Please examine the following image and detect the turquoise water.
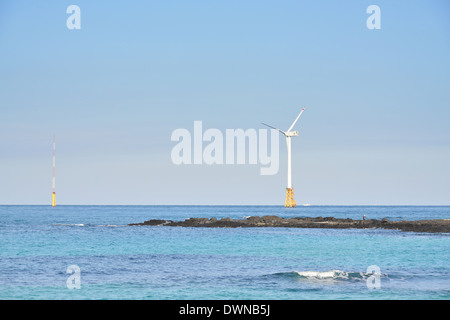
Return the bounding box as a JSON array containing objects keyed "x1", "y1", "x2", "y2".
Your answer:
[{"x1": 0, "y1": 205, "x2": 449, "y2": 299}]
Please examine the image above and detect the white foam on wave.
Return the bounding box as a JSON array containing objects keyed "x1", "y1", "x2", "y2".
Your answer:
[
  {"x1": 295, "y1": 270, "x2": 341, "y2": 279},
  {"x1": 292, "y1": 270, "x2": 371, "y2": 280},
  {"x1": 52, "y1": 223, "x2": 125, "y2": 227}
]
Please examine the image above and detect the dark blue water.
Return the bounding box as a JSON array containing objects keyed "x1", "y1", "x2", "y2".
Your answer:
[{"x1": 1, "y1": 206, "x2": 449, "y2": 299}]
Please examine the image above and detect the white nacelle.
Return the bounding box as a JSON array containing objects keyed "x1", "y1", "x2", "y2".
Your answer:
[{"x1": 286, "y1": 131, "x2": 299, "y2": 137}]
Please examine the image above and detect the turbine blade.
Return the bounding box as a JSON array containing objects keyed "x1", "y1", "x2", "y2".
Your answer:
[
  {"x1": 287, "y1": 107, "x2": 306, "y2": 132},
  {"x1": 261, "y1": 123, "x2": 286, "y2": 135}
]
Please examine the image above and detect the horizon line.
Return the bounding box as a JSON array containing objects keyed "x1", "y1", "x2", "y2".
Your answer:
[{"x1": 1, "y1": 204, "x2": 449, "y2": 207}]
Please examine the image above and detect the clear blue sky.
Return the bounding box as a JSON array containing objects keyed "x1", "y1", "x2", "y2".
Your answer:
[{"x1": 0, "y1": 0, "x2": 449, "y2": 205}]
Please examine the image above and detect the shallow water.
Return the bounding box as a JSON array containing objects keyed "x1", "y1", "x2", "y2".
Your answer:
[{"x1": 0, "y1": 205, "x2": 449, "y2": 299}]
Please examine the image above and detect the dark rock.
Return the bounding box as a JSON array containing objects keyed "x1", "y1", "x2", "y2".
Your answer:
[
  {"x1": 129, "y1": 216, "x2": 450, "y2": 233},
  {"x1": 128, "y1": 219, "x2": 171, "y2": 226}
]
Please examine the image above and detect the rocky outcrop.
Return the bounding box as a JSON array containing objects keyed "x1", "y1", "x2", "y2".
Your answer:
[{"x1": 128, "y1": 216, "x2": 450, "y2": 233}]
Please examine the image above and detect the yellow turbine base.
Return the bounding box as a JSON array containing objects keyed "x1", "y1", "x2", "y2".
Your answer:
[
  {"x1": 52, "y1": 192, "x2": 56, "y2": 207},
  {"x1": 285, "y1": 188, "x2": 296, "y2": 208}
]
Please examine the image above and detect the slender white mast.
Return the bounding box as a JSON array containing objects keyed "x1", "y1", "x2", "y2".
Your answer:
[
  {"x1": 285, "y1": 107, "x2": 304, "y2": 190},
  {"x1": 286, "y1": 136, "x2": 292, "y2": 189},
  {"x1": 52, "y1": 135, "x2": 56, "y2": 207},
  {"x1": 53, "y1": 135, "x2": 55, "y2": 192}
]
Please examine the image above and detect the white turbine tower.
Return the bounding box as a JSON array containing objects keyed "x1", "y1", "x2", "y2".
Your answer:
[{"x1": 262, "y1": 107, "x2": 306, "y2": 207}]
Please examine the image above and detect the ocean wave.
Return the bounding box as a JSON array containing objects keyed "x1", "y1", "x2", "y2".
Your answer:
[
  {"x1": 273, "y1": 270, "x2": 386, "y2": 281},
  {"x1": 52, "y1": 223, "x2": 124, "y2": 227}
]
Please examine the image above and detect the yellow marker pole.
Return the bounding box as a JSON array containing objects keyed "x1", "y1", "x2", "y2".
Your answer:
[
  {"x1": 52, "y1": 192, "x2": 56, "y2": 207},
  {"x1": 285, "y1": 188, "x2": 297, "y2": 208}
]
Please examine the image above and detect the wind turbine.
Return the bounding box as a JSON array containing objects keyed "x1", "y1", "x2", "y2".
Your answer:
[{"x1": 262, "y1": 107, "x2": 306, "y2": 207}]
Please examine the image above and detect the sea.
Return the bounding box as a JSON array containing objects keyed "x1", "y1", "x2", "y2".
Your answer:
[{"x1": 0, "y1": 205, "x2": 449, "y2": 300}]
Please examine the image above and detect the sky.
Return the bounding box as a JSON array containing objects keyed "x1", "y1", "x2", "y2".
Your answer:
[{"x1": 0, "y1": 0, "x2": 449, "y2": 205}]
